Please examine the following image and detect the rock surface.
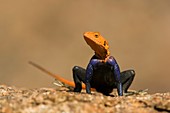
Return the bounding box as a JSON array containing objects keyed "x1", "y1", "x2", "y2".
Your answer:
[{"x1": 0, "y1": 85, "x2": 169, "y2": 113}]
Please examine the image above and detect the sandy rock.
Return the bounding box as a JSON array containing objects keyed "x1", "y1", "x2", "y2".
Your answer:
[{"x1": 0, "y1": 85, "x2": 169, "y2": 113}]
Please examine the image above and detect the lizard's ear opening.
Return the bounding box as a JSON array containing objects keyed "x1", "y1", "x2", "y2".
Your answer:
[
  {"x1": 103, "y1": 40, "x2": 109, "y2": 47},
  {"x1": 104, "y1": 41, "x2": 106, "y2": 46}
]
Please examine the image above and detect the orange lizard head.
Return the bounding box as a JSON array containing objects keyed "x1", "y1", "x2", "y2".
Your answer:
[{"x1": 84, "y1": 32, "x2": 110, "y2": 59}]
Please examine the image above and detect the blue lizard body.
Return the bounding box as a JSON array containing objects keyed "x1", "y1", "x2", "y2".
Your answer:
[
  {"x1": 85, "y1": 55, "x2": 123, "y2": 96},
  {"x1": 72, "y1": 32, "x2": 135, "y2": 96},
  {"x1": 73, "y1": 55, "x2": 135, "y2": 96}
]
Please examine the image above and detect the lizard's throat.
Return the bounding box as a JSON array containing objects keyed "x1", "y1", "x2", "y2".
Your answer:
[{"x1": 95, "y1": 51, "x2": 110, "y2": 60}]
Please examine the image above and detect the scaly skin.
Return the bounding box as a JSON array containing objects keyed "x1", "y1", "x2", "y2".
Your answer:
[{"x1": 30, "y1": 32, "x2": 135, "y2": 96}]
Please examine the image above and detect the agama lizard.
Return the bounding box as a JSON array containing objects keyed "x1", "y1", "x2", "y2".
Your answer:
[{"x1": 29, "y1": 32, "x2": 135, "y2": 96}]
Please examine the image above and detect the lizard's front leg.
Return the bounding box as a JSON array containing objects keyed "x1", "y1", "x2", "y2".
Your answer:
[
  {"x1": 106, "y1": 56, "x2": 123, "y2": 96},
  {"x1": 85, "y1": 59, "x2": 101, "y2": 94}
]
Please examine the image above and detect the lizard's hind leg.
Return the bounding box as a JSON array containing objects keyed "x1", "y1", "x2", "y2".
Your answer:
[
  {"x1": 120, "y1": 70, "x2": 135, "y2": 93},
  {"x1": 72, "y1": 66, "x2": 86, "y2": 92}
]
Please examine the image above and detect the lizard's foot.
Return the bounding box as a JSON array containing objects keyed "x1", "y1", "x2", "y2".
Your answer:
[
  {"x1": 73, "y1": 88, "x2": 81, "y2": 92},
  {"x1": 124, "y1": 89, "x2": 148, "y2": 96},
  {"x1": 73, "y1": 85, "x2": 82, "y2": 92}
]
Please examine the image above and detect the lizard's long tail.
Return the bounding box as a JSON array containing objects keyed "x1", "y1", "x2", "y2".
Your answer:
[{"x1": 28, "y1": 61, "x2": 86, "y2": 89}]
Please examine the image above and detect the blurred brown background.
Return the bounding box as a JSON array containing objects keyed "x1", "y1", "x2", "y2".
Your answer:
[{"x1": 0, "y1": 0, "x2": 170, "y2": 93}]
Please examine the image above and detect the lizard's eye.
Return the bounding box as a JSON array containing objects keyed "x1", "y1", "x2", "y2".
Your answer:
[{"x1": 94, "y1": 34, "x2": 98, "y2": 38}]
